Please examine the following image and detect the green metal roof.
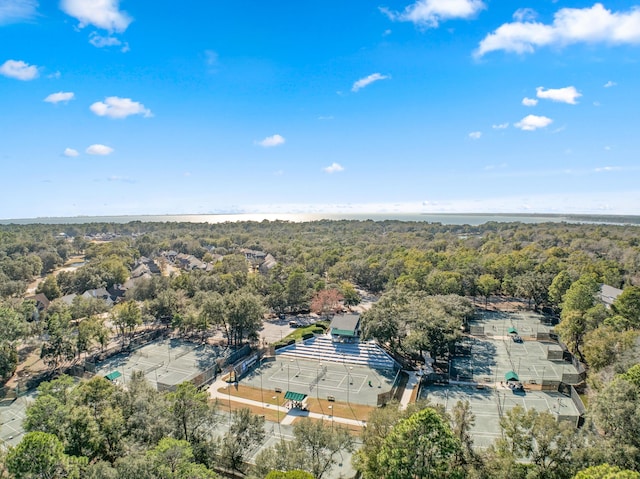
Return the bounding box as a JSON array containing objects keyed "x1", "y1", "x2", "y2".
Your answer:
[
  {"x1": 505, "y1": 371, "x2": 519, "y2": 382},
  {"x1": 331, "y1": 328, "x2": 358, "y2": 337},
  {"x1": 284, "y1": 391, "x2": 307, "y2": 402},
  {"x1": 508, "y1": 327, "x2": 518, "y2": 334},
  {"x1": 104, "y1": 371, "x2": 122, "y2": 381}
]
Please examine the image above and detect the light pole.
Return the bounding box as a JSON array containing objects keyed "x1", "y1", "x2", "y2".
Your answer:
[
  {"x1": 259, "y1": 358, "x2": 264, "y2": 408},
  {"x1": 227, "y1": 385, "x2": 232, "y2": 428},
  {"x1": 287, "y1": 359, "x2": 294, "y2": 392},
  {"x1": 328, "y1": 405, "x2": 333, "y2": 430},
  {"x1": 273, "y1": 394, "x2": 282, "y2": 438}
]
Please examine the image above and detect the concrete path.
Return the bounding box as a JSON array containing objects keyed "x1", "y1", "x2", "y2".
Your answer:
[
  {"x1": 399, "y1": 371, "x2": 420, "y2": 410},
  {"x1": 207, "y1": 377, "x2": 366, "y2": 427}
]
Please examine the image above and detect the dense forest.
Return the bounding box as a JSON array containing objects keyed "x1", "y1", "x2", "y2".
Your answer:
[{"x1": 1, "y1": 219, "x2": 640, "y2": 478}]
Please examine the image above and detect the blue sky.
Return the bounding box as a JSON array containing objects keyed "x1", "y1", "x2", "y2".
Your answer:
[{"x1": 1, "y1": 0, "x2": 640, "y2": 219}]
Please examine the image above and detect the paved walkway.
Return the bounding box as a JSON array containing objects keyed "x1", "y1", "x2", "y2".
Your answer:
[
  {"x1": 399, "y1": 371, "x2": 420, "y2": 410},
  {"x1": 207, "y1": 377, "x2": 366, "y2": 427}
]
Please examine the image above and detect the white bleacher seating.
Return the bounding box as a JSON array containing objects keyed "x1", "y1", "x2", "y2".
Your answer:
[{"x1": 276, "y1": 335, "x2": 397, "y2": 370}]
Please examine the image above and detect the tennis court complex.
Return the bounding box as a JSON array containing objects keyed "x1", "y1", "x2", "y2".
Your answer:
[
  {"x1": 92, "y1": 338, "x2": 222, "y2": 391},
  {"x1": 241, "y1": 357, "x2": 397, "y2": 406},
  {"x1": 422, "y1": 383, "x2": 582, "y2": 450}
]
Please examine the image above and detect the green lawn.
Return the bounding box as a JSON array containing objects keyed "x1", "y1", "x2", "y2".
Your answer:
[{"x1": 274, "y1": 320, "x2": 329, "y2": 346}]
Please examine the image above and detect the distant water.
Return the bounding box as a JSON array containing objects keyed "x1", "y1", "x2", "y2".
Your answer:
[{"x1": 1, "y1": 213, "x2": 639, "y2": 226}]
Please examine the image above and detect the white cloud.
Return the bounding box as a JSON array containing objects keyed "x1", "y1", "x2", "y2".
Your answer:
[
  {"x1": 323, "y1": 162, "x2": 344, "y2": 174},
  {"x1": 89, "y1": 32, "x2": 122, "y2": 48},
  {"x1": 351, "y1": 73, "x2": 390, "y2": 92},
  {"x1": 0, "y1": 59, "x2": 39, "y2": 80},
  {"x1": 536, "y1": 86, "x2": 581, "y2": 104},
  {"x1": 0, "y1": 0, "x2": 38, "y2": 25},
  {"x1": 44, "y1": 91, "x2": 74, "y2": 103},
  {"x1": 515, "y1": 114, "x2": 553, "y2": 131},
  {"x1": 513, "y1": 8, "x2": 537, "y2": 23},
  {"x1": 47, "y1": 71, "x2": 61, "y2": 79},
  {"x1": 318, "y1": 115, "x2": 334, "y2": 121},
  {"x1": 86, "y1": 144, "x2": 114, "y2": 155},
  {"x1": 476, "y1": 3, "x2": 640, "y2": 57},
  {"x1": 522, "y1": 97, "x2": 538, "y2": 106},
  {"x1": 60, "y1": 0, "x2": 132, "y2": 32},
  {"x1": 382, "y1": 0, "x2": 485, "y2": 28},
  {"x1": 604, "y1": 80, "x2": 617, "y2": 88},
  {"x1": 90, "y1": 96, "x2": 152, "y2": 119},
  {"x1": 258, "y1": 134, "x2": 285, "y2": 148},
  {"x1": 492, "y1": 122, "x2": 509, "y2": 129},
  {"x1": 594, "y1": 166, "x2": 621, "y2": 172},
  {"x1": 63, "y1": 148, "x2": 79, "y2": 157},
  {"x1": 468, "y1": 131, "x2": 482, "y2": 140}
]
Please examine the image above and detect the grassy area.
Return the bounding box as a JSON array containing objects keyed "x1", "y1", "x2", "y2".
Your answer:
[
  {"x1": 274, "y1": 321, "x2": 329, "y2": 347},
  {"x1": 216, "y1": 383, "x2": 374, "y2": 425}
]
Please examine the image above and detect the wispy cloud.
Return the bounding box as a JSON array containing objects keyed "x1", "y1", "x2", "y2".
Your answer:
[
  {"x1": 86, "y1": 144, "x2": 114, "y2": 155},
  {"x1": 107, "y1": 175, "x2": 134, "y2": 183},
  {"x1": 352, "y1": 73, "x2": 390, "y2": 92},
  {"x1": 381, "y1": 0, "x2": 485, "y2": 28},
  {"x1": 512, "y1": 8, "x2": 537, "y2": 23},
  {"x1": 318, "y1": 115, "x2": 334, "y2": 121},
  {"x1": 484, "y1": 162, "x2": 508, "y2": 170},
  {"x1": 594, "y1": 166, "x2": 622, "y2": 172},
  {"x1": 204, "y1": 50, "x2": 219, "y2": 69},
  {"x1": 63, "y1": 147, "x2": 79, "y2": 157},
  {"x1": 536, "y1": 86, "x2": 581, "y2": 104},
  {"x1": 60, "y1": 0, "x2": 132, "y2": 32},
  {"x1": 0, "y1": 59, "x2": 39, "y2": 80},
  {"x1": 468, "y1": 131, "x2": 482, "y2": 140},
  {"x1": 90, "y1": 96, "x2": 152, "y2": 119},
  {"x1": 604, "y1": 80, "x2": 617, "y2": 88},
  {"x1": 44, "y1": 91, "x2": 74, "y2": 104},
  {"x1": 323, "y1": 162, "x2": 344, "y2": 174},
  {"x1": 522, "y1": 97, "x2": 538, "y2": 106},
  {"x1": 89, "y1": 32, "x2": 127, "y2": 50},
  {"x1": 257, "y1": 134, "x2": 285, "y2": 148},
  {"x1": 515, "y1": 114, "x2": 553, "y2": 131},
  {"x1": 0, "y1": 0, "x2": 38, "y2": 25},
  {"x1": 476, "y1": 3, "x2": 640, "y2": 57},
  {"x1": 492, "y1": 123, "x2": 509, "y2": 129}
]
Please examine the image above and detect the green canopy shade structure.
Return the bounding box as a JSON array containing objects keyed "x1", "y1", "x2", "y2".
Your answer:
[
  {"x1": 104, "y1": 371, "x2": 122, "y2": 381},
  {"x1": 284, "y1": 391, "x2": 307, "y2": 402},
  {"x1": 505, "y1": 371, "x2": 519, "y2": 382},
  {"x1": 508, "y1": 327, "x2": 518, "y2": 334}
]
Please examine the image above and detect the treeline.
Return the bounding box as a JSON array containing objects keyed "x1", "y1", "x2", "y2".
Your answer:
[
  {"x1": 3, "y1": 369, "x2": 640, "y2": 478},
  {"x1": 2, "y1": 219, "x2": 640, "y2": 299},
  {"x1": 0, "y1": 373, "x2": 354, "y2": 479}
]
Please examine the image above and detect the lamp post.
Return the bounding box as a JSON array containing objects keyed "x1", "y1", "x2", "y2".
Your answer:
[
  {"x1": 259, "y1": 357, "x2": 264, "y2": 408},
  {"x1": 287, "y1": 359, "x2": 294, "y2": 392},
  {"x1": 227, "y1": 385, "x2": 232, "y2": 428},
  {"x1": 272, "y1": 394, "x2": 282, "y2": 438}
]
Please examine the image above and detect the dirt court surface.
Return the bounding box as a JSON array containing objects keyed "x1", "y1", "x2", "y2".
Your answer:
[{"x1": 217, "y1": 383, "x2": 375, "y2": 423}]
